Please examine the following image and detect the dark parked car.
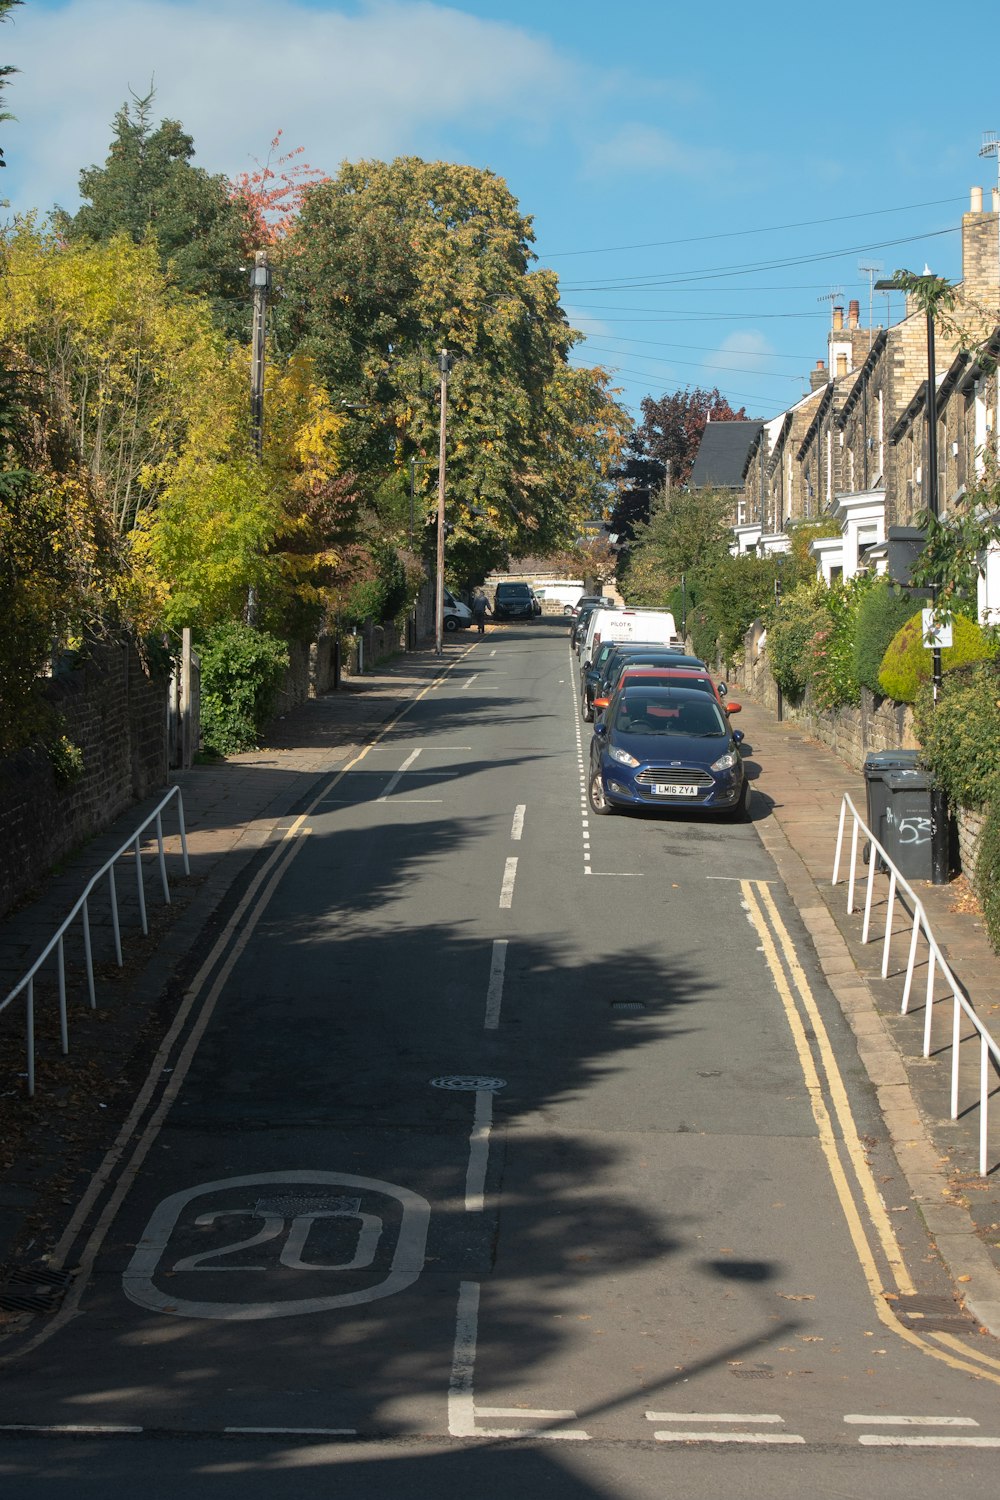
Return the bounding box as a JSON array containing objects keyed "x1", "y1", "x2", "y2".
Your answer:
[
  {"x1": 582, "y1": 644, "x2": 708, "y2": 721},
  {"x1": 588, "y1": 682, "x2": 749, "y2": 819},
  {"x1": 493, "y1": 581, "x2": 537, "y2": 621}
]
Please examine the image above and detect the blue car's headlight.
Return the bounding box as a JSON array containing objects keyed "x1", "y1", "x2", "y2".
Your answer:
[
  {"x1": 711, "y1": 750, "x2": 740, "y2": 773},
  {"x1": 609, "y1": 744, "x2": 640, "y2": 768}
]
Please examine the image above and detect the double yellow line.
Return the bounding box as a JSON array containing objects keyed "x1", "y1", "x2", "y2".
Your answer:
[{"x1": 742, "y1": 878, "x2": 1000, "y2": 1386}]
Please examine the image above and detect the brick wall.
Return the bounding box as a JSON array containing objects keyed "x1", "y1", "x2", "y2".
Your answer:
[{"x1": 0, "y1": 643, "x2": 169, "y2": 919}]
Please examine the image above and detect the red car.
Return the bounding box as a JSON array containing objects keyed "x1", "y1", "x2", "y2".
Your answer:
[{"x1": 594, "y1": 666, "x2": 742, "y2": 718}]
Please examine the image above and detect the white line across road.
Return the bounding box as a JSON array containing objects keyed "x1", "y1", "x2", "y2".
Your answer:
[
  {"x1": 499, "y1": 857, "x2": 518, "y2": 909},
  {"x1": 858, "y1": 1435, "x2": 1000, "y2": 1448},
  {"x1": 844, "y1": 1415, "x2": 979, "y2": 1426},
  {"x1": 483, "y1": 940, "x2": 507, "y2": 1031},
  {"x1": 647, "y1": 1411, "x2": 804, "y2": 1444},
  {"x1": 377, "y1": 748, "x2": 422, "y2": 801},
  {"x1": 646, "y1": 1412, "x2": 786, "y2": 1423}
]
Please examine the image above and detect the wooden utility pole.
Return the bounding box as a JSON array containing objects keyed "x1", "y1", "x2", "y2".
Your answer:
[
  {"x1": 247, "y1": 250, "x2": 270, "y2": 625},
  {"x1": 435, "y1": 349, "x2": 452, "y2": 655}
]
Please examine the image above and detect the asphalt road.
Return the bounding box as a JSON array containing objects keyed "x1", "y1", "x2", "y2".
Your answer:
[{"x1": 2, "y1": 620, "x2": 999, "y2": 1496}]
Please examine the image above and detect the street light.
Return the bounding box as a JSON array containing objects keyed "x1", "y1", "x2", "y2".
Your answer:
[{"x1": 876, "y1": 276, "x2": 949, "y2": 884}]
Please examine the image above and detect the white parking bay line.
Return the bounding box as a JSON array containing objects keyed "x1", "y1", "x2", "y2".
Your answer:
[
  {"x1": 377, "y1": 747, "x2": 421, "y2": 801},
  {"x1": 499, "y1": 857, "x2": 518, "y2": 908},
  {"x1": 484, "y1": 940, "x2": 508, "y2": 1031},
  {"x1": 465, "y1": 1090, "x2": 493, "y2": 1211},
  {"x1": 462, "y1": 674, "x2": 479, "y2": 692},
  {"x1": 511, "y1": 805, "x2": 526, "y2": 841}
]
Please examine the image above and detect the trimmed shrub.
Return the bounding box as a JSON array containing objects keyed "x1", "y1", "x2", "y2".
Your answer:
[
  {"x1": 853, "y1": 581, "x2": 918, "y2": 695},
  {"x1": 974, "y1": 791, "x2": 1000, "y2": 955},
  {"x1": 913, "y1": 661, "x2": 1000, "y2": 809},
  {"x1": 199, "y1": 622, "x2": 290, "y2": 756},
  {"x1": 878, "y1": 610, "x2": 997, "y2": 703}
]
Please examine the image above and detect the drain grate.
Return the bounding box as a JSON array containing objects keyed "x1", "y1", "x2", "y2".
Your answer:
[
  {"x1": 611, "y1": 1001, "x2": 646, "y2": 1012},
  {"x1": 893, "y1": 1293, "x2": 975, "y2": 1332},
  {"x1": 730, "y1": 1367, "x2": 775, "y2": 1379},
  {"x1": 255, "y1": 1195, "x2": 361, "y2": 1218},
  {"x1": 0, "y1": 1263, "x2": 77, "y2": 1314}
]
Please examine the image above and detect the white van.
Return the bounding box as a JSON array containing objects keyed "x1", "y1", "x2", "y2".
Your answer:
[
  {"x1": 532, "y1": 580, "x2": 584, "y2": 614},
  {"x1": 581, "y1": 606, "x2": 680, "y2": 667}
]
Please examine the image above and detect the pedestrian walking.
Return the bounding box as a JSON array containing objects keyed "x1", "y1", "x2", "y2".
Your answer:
[{"x1": 471, "y1": 590, "x2": 491, "y2": 634}]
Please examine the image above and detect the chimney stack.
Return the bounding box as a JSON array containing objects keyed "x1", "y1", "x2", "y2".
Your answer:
[
  {"x1": 832, "y1": 304, "x2": 844, "y2": 331},
  {"x1": 848, "y1": 299, "x2": 859, "y2": 329},
  {"x1": 971, "y1": 185, "x2": 984, "y2": 213},
  {"x1": 810, "y1": 358, "x2": 828, "y2": 392}
]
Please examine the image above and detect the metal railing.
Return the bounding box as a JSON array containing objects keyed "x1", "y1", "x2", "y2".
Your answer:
[
  {"x1": 0, "y1": 786, "x2": 190, "y2": 1097},
  {"x1": 832, "y1": 793, "x2": 1000, "y2": 1176}
]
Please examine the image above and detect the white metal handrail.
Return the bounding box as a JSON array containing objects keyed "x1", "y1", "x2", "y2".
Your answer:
[
  {"x1": 0, "y1": 786, "x2": 190, "y2": 1097},
  {"x1": 832, "y1": 793, "x2": 1000, "y2": 1176}
]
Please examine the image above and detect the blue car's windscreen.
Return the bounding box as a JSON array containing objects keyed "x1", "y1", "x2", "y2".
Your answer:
[{"x1": 614, "y1": 691, "x2": 726, "y2": 738}]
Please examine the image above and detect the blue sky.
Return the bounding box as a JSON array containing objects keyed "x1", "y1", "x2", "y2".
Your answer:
[{"x1": 3, "y1": 0, "x2": 997, "y2": 424}]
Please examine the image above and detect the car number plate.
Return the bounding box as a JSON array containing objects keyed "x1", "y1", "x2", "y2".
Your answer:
[{"x1": 651, "y1": 782, "x2": 698, "y2": 797}]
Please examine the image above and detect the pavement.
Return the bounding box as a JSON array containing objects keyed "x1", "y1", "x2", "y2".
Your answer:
[{"x1": 1, "y1": 627, "x2": 999, "y2": 1336}]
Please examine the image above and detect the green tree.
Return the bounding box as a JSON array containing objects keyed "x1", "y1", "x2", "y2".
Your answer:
[
  {"x1": 0, "y1": 354, "x2": 124, "y2": 751},
  {"x1": 57, "y1": 90, "x2": 256, "y2": 337},
  {"x1": 620, "y1": 488, "x2": 733, "y2": 605},
  {"x1": 281, "y1": 156, "x2": 628, "y2": 578}
]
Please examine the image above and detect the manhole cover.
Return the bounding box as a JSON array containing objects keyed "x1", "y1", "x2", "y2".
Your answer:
[
  {"x1": 255, "y1": 1195, "x2": 361, "y2": 1217},
  {"x1": 611, "y1": 1001, "x2": 646, "y2": 1011},
  {"x1": 430, "y1": 1075, "x2": 506, "y2": 1092}
]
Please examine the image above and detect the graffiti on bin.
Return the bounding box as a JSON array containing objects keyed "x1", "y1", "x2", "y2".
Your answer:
[{"x1": 886, "y1": 809, "x2": 931, "y2": 845}]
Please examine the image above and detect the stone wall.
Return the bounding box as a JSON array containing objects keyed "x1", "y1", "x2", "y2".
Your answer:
[
  {"x1": 730, "y1": 626, "x2": 982, "y2": 879},
  {"x1": 0, "y1": 643, "x2": 169, "y2": 919}
]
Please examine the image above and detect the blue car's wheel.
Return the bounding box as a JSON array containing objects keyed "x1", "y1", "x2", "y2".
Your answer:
[{"x1": 588, "y1": 766, "x2": 614, "y2": 815}]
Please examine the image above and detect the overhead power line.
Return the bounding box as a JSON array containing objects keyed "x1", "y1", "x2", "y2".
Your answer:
[
  {"x1": 543, "y1": 195, "x2": 965, "y2": 258},
  {"x1": 557, "y1": 227, "x2": 958, "y2": 293}
]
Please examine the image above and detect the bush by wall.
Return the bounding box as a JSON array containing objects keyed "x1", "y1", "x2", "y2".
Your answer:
[
  {"x1": 853, "y1": 581, "x2": 918, "y2": 694},
  {"x1": 809, "y1": 575, "x2": 876, "y2": 709},
  {"x1": 767, "y1": 582, "x2": 832, "y2": 697},
  {"x1": 878, "y1": 610, "x2": 997, "y2": 703},
  {"x1": 199, "y1": 622, "x2": 290, "y2": 755},
  {"x1": 974, "y1": 793, "x2": 1000, "y2": 954},
  {"x1": 913, "y1": 660, "x2": 1000, "y2": 808}
]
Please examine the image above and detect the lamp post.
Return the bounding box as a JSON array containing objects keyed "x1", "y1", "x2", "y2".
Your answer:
[
  {"x1": 435, "y1": 349, "x2": 453, "y2": 656},
  {"x1": 876, "y1": 276, "x2": 949, "y2": 884}
]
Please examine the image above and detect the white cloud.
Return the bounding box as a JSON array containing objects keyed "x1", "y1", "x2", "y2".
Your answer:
[
  {"x1": 583, "y1": 122, "x2": 723, "y2": 180},
  {"x1": 708, "y1": 330, "x2": 775, "y2": 374},
  {"x1": 2, "y1": 0, "x2": 579, "y2": 215}
]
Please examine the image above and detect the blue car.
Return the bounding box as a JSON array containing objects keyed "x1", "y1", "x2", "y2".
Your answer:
[{"x1": 588, "y1": 683, "x2": 749, "y2": 819}]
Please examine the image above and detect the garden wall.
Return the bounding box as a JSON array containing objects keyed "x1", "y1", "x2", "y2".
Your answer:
[
  {"x1": 0, "y1": 643, "x2": 169, "y2": 920},
  {"x1": 730, "y1": 624, "x2": 983, "y2": 879}
]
